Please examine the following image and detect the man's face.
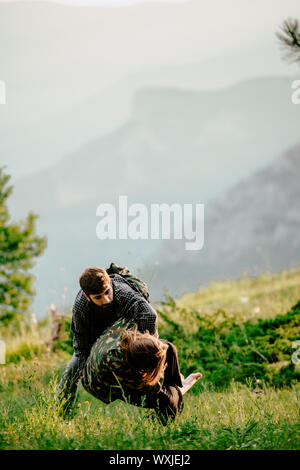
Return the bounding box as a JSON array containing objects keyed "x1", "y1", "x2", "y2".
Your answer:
[{"x1": 87, "y1": 279, "x2": 114, "y2": 307}]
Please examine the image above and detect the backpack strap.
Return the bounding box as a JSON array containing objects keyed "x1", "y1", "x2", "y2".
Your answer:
[{"x1": 106, "y1": 262, "x2": 150, "y2": 302}]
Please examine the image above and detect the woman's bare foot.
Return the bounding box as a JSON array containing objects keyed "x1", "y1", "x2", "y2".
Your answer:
[{"x1": 180, "y1": 372, "x2": 202, "y2": 395}]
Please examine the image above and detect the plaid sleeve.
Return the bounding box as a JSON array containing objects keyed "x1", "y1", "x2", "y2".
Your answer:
[
  {"x1": 131, "y1": 299, "x2": 158, "y2": 335},
  {"x1": 113, "y1": 278, "x2": 158, "y2": 335},
  {"x1": 71, "y1": 290, "x2": 91, "y2": 370}
]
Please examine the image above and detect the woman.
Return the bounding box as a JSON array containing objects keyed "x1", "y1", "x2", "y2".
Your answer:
[{"x1": 81, "y1": 316, "x2": 202, "y2": 424}]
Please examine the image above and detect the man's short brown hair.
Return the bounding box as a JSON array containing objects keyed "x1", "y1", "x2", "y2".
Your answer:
[{"x1": 79, "y1": 266, "x2": 111, "y2": 295}]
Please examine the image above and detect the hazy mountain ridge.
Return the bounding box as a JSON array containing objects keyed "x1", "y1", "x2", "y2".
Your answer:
[
  {"x1": 7, "y1": 77, "x2": 300, "y2": 313},
  {"x1": 146, "y1": 143, "x2": 300, "y2": 299},
  {"x1": 10, "y1": 76, "x2": 300, "y2": 214},
  {"x1": 4, "y1": 0, "x2": 299, "y2": 180}
]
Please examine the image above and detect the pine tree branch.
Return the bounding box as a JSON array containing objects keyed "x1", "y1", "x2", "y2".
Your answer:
[{"x1": 276, "y1": 18, "x2": 300, "y2": 64}]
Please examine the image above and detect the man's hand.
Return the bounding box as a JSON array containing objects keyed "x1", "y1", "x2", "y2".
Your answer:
[{"x1": 145, "y1": 328, "x2": 159, "y2": 339}]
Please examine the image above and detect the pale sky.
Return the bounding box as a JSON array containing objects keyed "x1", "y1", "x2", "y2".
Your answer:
[
  {"x1": 49, "y1": 0, "x2": 190, "y2": 5},
  {"x1": 0, "y1": 0, "x2": 191, "y2": 5},
  {"x1": 1, "y1": 0, "x2": 300, "y2": 128}
]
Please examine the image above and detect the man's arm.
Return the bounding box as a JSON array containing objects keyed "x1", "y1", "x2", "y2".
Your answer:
[
  {"x1": 114, "y1": 280, "x2": 158, "y2": 335},
  {"x1": 71, "y1": 293, "x2": 91, "y2": 370},
  {"x1": 131, "y1": 299, "x2": 158, "y2": 335}
]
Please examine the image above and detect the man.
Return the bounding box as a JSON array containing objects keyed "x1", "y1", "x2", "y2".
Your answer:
[{"x1": 56, "y1": 265, "x2": 158, "y2": 415}]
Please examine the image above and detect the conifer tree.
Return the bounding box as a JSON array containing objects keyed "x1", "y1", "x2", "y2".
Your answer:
[{"x1": 0, "y1": 168, "x2": 47, "y2": 326}]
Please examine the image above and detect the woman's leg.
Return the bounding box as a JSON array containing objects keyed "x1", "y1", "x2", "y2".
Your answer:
[
  {"x1": 162, "y1": 340, "x2": 202, "y2": 395},
  {"x1": 152, "y1": 342, "x2": 202, "y2": 423},
  {"x1": 142, "y1": 341, "x2": 185, "y2": 425},
  {"x1": 162, "y1": 341, "x2": 183, "y2": 388}
]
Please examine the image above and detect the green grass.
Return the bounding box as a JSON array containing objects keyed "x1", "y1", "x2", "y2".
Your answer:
[
  {"x1": 0, "y1": 358, "x2": 299, "y2": 450},
  {"x1": 177, "y1": 267, "x2": 300, "y2": 322},
  {"x1": 0, "y1": 267, "x2": 300, "y2": 450}
]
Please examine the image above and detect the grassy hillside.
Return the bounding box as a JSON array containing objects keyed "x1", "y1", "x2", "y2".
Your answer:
[
  {"x1": 0, "y1": 268, "x2": 299, "y2": 450},
  {"x1": 178, "y1": 267, "x2": 300, "y2": 321}
]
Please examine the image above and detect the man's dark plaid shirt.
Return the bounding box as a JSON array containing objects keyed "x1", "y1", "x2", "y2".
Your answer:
[{"x1": 71, "y1": 273, "x2": 158, "y2": 371}]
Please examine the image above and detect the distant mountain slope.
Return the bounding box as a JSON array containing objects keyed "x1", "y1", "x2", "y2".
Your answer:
[
  {"x1": 146, "y1": 143, "x2": 300, "y2": 300},
  {"x1": 2, "y1": 47, "x2": 295, "y2": 179},
  {"x1": 7, "y1": 78, "x2": 300, "y2": 314},
  {"x1": 10, "y1": 76, "x2": 300, "y2": 214},
  {"x1": 3, "y1": 0, "x2": 299, "y2": 180}
]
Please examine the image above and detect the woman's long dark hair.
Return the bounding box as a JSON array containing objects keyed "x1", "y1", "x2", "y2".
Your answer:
[{"x1": 120, "y1": 328, "x2": 168, "y2": 389}]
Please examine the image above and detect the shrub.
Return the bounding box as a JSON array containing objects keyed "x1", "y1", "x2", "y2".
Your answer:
[{"x1": 157, "y1": 298, "x2": 300, "y2": 389}]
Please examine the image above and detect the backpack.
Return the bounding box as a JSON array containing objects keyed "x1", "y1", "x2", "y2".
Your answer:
[{"x1": 106, "y1": 262, "x2": 150, "y2": 302}]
